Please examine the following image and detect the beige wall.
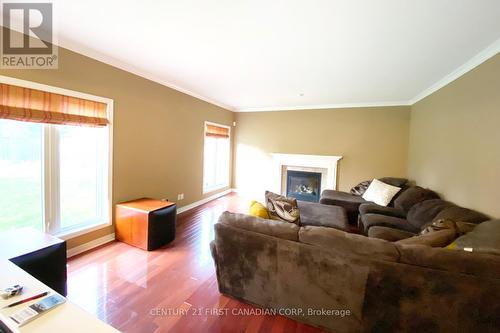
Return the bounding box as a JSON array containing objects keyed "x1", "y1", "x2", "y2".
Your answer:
[
  {"x1": 5, "y1": 30, "x2": 497, "y2": 251},
  {"x1": 0, "y1": 46, "x2": 234, "y2": 249},
  {"x1": 233, "y1": 107, "x2": 411, "y2": 199},
  {"x1": 408, "y1": 54, "x2": 500, "y2": 218}
]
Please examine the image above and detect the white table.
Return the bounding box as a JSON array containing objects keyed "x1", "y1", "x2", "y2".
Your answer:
[{"x1": 0, "y1": 260, "x2": 119, "y2": 333}]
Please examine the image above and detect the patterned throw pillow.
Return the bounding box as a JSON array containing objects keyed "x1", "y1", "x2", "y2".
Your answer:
[
  {"x1": 265, "y1": 191, "x2": 301, "y2": 225},
  {"x1": 350, "y1": 180, "x2": 372, "y2": 196}
]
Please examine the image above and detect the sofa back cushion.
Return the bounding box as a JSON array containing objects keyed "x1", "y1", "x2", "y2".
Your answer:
[
  {"x1": 406, "y1": 199, "x2": 455, "y2": 230},
  {"x1": 394, "y1": 186, "x2": 440, "y2": 212},
  {"x1": 299, "y1": 225, "x2": 400, "y2": 262},
  {"x1": 434, "y1": 206, "x2": 489, "y2": 224},
  {"x1": 218, "y1": 211, "x2": 299, "y2": 241},
  {"x1": 379, "y1": 177, "x2": 408, "y2": 187}
]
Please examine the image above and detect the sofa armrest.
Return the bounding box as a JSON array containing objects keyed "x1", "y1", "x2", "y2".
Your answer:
[
  {"x1": 320, "y1": 190, "x2": 367, "y2": 224},
  {"x1": 360, "y1": 213, "x2": 420, "y2": 234},
  {"x1": 398, "y1": 244, "x2": 500, "y2": 279},
  {"x1": 359, "y1": 203, "x2": 406, "y2": 218}
]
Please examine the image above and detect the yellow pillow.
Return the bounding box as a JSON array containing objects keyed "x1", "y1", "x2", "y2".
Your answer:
[
  {"x1": 446, "y1": 241, "x2": 457, "y2": 249},
  {"x1": 249, "y1": 200, "x2": 270, "y2": 219}
]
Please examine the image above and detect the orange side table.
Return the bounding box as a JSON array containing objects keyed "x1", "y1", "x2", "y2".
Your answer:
[{"x1": 115, "y1": 198, "x2": 177, "y2": 251}]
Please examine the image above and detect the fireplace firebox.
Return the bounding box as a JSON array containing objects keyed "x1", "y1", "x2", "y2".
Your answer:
[{"x1": 286, "y1": 170, "x2": 322, "y2": 202}]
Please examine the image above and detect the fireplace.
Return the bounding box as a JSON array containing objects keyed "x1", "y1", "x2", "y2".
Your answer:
[
  {"x1": 286, "y1": 170, "x2": 322, "y2": 202},
  {"x1": 271, "y1": 153, "x2": 342, "y2": 200}
]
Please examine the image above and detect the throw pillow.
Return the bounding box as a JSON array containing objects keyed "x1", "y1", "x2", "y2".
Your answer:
[
  {"x1": 350, "y1": 180, "x2": 371, "y2": 196},
  {"x1": 249, "y1": 200, "x2": 270, "y2": 219},
  {"x1": 420, "y1": 218, "x2": 459, "y2": 235},
  {"x1": 421, "y1": 218, "x2": 476, "y2": 236},
  {"x1": 265, "y1": 191, "x2": 301, "y2": 225},
  {"x1": 447, "y1": 219, "x2": 500, "y2": 255},
  {"x1": 362, "y1": 179, "x2": 401, "y2": 207},
  {"x1": 396, "y1": 229, "x2": 457, "y2": 247}
]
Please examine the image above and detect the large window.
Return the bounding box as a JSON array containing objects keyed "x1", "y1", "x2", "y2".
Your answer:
[
  {"x1": 0, "y1": 119, "x2": 110, "y2": 236},
  {"x1": 0, "y1": 79, "x2": 111, "y2": 237},
  {"x1": 203, "y1": 122, "x2": 230, "y2": 193}
]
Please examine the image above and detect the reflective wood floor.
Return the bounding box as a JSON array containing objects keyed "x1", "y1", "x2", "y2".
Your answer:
[{"x1": 67, "y1": 194, "x2": 326, "y2": 333}]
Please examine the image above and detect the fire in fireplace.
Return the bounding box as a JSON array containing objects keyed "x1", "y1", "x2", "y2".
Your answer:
[{"x1": 286, "y1": 170, "x2": 322, "y2": 202}]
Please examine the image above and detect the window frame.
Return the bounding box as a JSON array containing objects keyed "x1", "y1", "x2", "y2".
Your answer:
[
  {"x1": 202, "y1": 121, "x2": 231, "y2": 194},
  {"x1": 0, "y1": 75, "x2": 114, "y2": 240}
]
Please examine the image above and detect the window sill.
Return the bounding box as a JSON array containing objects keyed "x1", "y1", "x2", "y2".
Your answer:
[
  {"x1": 203, "y1": 184, "x2": 229, "y2": 195},
  {"x1": 54, "y1": 221, "x2": 112, "y2": 240}
]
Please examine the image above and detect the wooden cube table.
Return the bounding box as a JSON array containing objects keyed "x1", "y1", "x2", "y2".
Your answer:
[{"x1": 115, "y1": 198, "x2": 177, "y2": 251}]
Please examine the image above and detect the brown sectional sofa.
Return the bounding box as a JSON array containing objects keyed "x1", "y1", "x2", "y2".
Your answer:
[
  {"x1": 211, "y1": 212, "x2": 500, "y2": 332},
  {"x1": 320, "y1": 179, "x2": 490, "y2": 241},
  {"x1": 211, "y1": 212, "x2": 500, "y2": 333}
]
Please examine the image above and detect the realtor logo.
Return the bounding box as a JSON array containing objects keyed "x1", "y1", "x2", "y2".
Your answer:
[{"x1": 1, "y1": 2, "x2": 58, "y2": 69}]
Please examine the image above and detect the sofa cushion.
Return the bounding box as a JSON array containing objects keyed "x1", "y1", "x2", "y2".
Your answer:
[
  {"x1": 265, "y1": 191, "x2": 301, "y2": 224},
  {"x1": 218, "y1": 211, "x2": 299, "y2": 241},
  {"x1": 299, "y1": 225, "x2": 400, "y2": 262},
  {"x1": 396, "y1": 229, "x2": 457, "y2": 247},
  {"x1": 393, "y1": 186, "x2": 440, "y2": 212},
  {"x1": 297, "y1": 201, "x2": 348, "y2": 230},
  {"x1": 448, "y1": 219, "x2": 500, "y2": 255},
  {"x1": 320, "y1": 190, "x2": 367, "y2": 206},
  {"x1": 406, "y1": 199, "x2": 455, "y2": 230},
  {"x1": 361, "y1": 213, "x2": 420, "y2": 234},
  {"x1": 359, "y1": 203, "x2": 406, "y2": 218},
  {"x1": 362, "y1": 179, "x2": 401, "y2": 207},
  {"x1": 378, "y1": 177, "x2": 408, "y2": 187},
  {"x1": 435, "y1": 206, "x2": 489, "y2": 224},
  {"x1": 367, "y1": 226, "x2": 415, "y2": 241}
]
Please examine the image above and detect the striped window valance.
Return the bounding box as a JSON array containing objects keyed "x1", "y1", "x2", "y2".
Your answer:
[
  {"x1": 0, "y1": 83, "x2": 109, "y2": 127},
  {"x1": 205, "y1": 123, "x2": 229, "y2": 138}
]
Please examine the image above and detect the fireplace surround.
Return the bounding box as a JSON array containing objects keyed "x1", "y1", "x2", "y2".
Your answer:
[{"x1": 271, "y1": 153, "x2": 343, "y2": 197}]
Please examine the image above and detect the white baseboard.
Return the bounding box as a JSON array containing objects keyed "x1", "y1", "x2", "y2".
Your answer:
[
  {"x1": 177, "y1": 188, "x2": 234, "y2": 214},
  {"x1": 67, "y1": 189, "x2": 236, "y2": 258},
  {"x1": 67, "y1": 233, "x2": 115, "y2": 258}
]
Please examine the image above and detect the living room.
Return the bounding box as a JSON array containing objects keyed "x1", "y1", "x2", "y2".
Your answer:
[{"x1": 0, "y1": 1, "x2": 499, "y2": 332}]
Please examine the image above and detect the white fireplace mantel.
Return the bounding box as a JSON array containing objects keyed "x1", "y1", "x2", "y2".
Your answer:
[{"x1": 271, "y1": 153, "x2": 343, "y2": 195}]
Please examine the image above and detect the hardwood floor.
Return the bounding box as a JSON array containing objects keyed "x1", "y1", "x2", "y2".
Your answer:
[{"x1": 67, "y1": 194, "x2": 326, "y2": 333}]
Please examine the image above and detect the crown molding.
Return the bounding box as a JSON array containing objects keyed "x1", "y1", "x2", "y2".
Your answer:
[
  {"x1": 409, "y1": 38, "x2": 500, "y2": 105},
  {"x1": 2, "y1": 24, "x2": 236, "y2": 111},
  {"x1": 55, "y1": 37, "x2": 237, "y2": 112},
  {"x1": 235, "y1": 100, "x2": 410, "y2": 112},
  {"x1": 29, "y1": 31, "x2": 500, "y2": 113}
]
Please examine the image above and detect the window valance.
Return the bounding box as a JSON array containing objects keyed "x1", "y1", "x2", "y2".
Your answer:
[
  {"x1": 0, "y1": 83, "x2": 109, "y2": 126},
  {"x1": 205, "y1": 123, "x2": 229, "y2": 138}
]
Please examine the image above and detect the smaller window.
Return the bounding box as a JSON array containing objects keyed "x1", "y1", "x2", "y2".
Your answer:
[{"x1": 203, "y1": 122, "x2": 230, "y2": 193}]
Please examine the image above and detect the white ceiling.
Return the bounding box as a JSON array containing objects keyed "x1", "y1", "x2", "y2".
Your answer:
[{"x1": 10, "y1": 1, "x2": 500, "y2": 111}]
